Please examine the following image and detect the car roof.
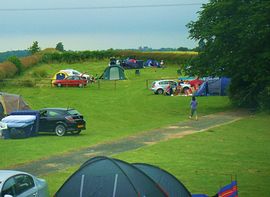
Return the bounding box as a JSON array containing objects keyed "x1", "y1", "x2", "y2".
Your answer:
[
  {"x1": 0, "y1": 170, "x2": 31, "y2": 183},
  {"x1": 154, "y1": 80, "x2": 176, "y2": 82},
  {"x1": 40, "y1": 108, "x2": 74, "y2": 111}
]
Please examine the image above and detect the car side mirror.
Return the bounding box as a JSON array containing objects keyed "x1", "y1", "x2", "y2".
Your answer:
[{"x1": 4, "y1": 195, "x2": 13, "y2": 197}]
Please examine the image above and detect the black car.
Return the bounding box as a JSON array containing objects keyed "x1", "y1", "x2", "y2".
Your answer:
[{"x1": 39, "y1": 108, "x2": 86, "y2": 136}]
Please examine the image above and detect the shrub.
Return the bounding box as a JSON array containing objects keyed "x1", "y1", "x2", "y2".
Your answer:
[
  {"x1": 20, "y1": 54, "x2": 42, "y2": 69},
  {"x1": 0, "y1": 61, "x2": 17, "y2": 78},
  {"x1": 7, "y1": 56, "x2": 23, "y2": 75}
]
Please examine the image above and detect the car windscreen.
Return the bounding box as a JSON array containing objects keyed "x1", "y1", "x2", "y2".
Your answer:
[{"x1": 67, "y1": 109, "x2": 81, "y2": 115}]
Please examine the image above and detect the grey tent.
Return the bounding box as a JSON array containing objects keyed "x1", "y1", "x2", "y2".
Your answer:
[
  {"x1": 55, "y1": 156, "x2": 168, "y2": 197},
  {"x1": 100, "y1": 65, "x2": 126, "y2": 80},
  {"x1": 133, "y1": 163, "x2": 192, "y2": 197},
  {"x1": 0, "y1": 92, "x2": 30, "y2": 119}
]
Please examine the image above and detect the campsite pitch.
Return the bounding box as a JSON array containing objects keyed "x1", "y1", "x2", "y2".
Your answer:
[{"x1": 7, "y1": 110, "x2": 247, "y2": 176}]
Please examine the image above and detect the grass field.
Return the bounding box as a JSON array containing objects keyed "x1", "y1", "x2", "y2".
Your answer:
[
  {"x1": 1, "y1": 60, "x2": 269, "y2": 196},
  {"x1": 42, "y1": 113, "x2": 270, "y2": 197}
]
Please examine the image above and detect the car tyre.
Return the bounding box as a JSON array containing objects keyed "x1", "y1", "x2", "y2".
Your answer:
[
  {"x1": 71, "y1": 130, "x2": 81, "y2": 135},
  {"x1": 157, "y1": 89, "x2": 164, "y2": 95},
  {"x1": 55, "y1": 124, "x2": 66, "y2": 136},
  {"x1": 79, "y1": 83, "x2": 83, "y2": 88},
  {"x1": 57, "y1": 83, "x2": 61, "y2": 87},
  {"x1": 183, "y1": 87, "x2": 190, "y2": 94}
]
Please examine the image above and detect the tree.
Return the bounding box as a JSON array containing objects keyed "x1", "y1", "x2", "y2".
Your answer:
[
  {"x1": 28, "y1": 41, "x2": 41, "y2": 54},
  {"x1": 56, "y1": 42, "x2": 64, "y2": 52},
  {"x1": 8, "y1": 56, "x2": 23, "y2": 75},
  {"x1": 187, "y1": 0, "x2": 270, "y2": 110}
]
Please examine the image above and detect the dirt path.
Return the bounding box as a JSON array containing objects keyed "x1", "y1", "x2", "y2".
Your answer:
[{"x1": 9, "y1": 110, "x2": 248, "y2": 176}]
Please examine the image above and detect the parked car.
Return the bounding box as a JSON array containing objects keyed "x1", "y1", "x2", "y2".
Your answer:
[
  {"x1": 39, "y1": 108, "x2": 86, "y2": 136},
  {"x1": 150, "y1": 79, "x2": 190, "y2": 95},
  {"x1": 0, "y1": 170, "x2": 49, "y2": 197},
  {"x1": 60, "y1": 69, "x2": 91, "y2": 82},
  {"x1": 53, "y1": 76, "x2": 87, "y2": 87}
]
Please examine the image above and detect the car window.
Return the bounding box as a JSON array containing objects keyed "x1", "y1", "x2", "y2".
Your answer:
[
  {"x1": 47, "y1": 110, "x2": 62, "y2": 117},
  {"x1": 159, "y1": 81, "x2": 166, "y2": 85},
  {"x1": 1, "y1": 177, "x2": 16, "y2": 197},
  {"x1": 14, "y1": 174, "x2": 35, "y2": 195},
  {"x1": 73, "y1": 76, "x2": 80, "y2": 80},
  {"x1": 66, "y1": 76, "x2": 73, "y2": 80},
  {"x1": 73, "y1": 71, "x2": 80, "y2": 75},
  {"x1": 67, "y1": 109, "x2": 80, "y2": 115}
]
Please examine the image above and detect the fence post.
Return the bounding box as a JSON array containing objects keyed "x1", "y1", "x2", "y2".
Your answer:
[{"x1": 146, "y1": 79, "x2": 148, "y2": 89}]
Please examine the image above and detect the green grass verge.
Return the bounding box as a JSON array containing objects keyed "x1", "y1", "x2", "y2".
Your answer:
[
  {"x1": 114, "y1": 114, "x2": 270, "y2": 197},
  {"x1": 41, "y1": 113, "x2": 270, "y2": 196}
]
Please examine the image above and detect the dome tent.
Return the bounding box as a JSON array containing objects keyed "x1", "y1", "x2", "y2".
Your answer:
[
  {"x1": 194, "y1": 77, "x2": 231, "y2": 96},
  {"x1": 0, "y1": 92, "x2": 30, "y2": 119},
  {"x1": 133, "y1": 163, "x2": 192, "y2": 197},
  {"x1": 100, "y1": 65, "x2": 126, "y2": 80},
  {"x1": 55, "y1": 156, "x2": 168, "y2": 197}
]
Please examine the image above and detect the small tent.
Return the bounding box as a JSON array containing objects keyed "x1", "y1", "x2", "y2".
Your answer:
[
  {"x1": 0, "y1": 92, "x2": 30, "y2": 119},
  {"x1": 55, "y1": 156, "x2": 168, "y2": 197},
  {"x1": 144, "y1": 59, "x2": 161, "y2": 67},
  {"x1": 133, "y1": 163, "x2": 192, "y2": 197},
  {"x1": 194, "y1": 77, "x2": 231, "y2": 96},
  {"x1": 100, "y1": 65, "x2": 126, "y2": 80},
  {"x1": 51, "y1": 71, "x2": 69, "y2": 84}
]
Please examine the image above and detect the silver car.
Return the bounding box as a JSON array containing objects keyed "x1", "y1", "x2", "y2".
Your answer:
[
  {"x1": 0, "y1": 170, "x2": 49, "y2": 197},
  {"x1": 151, "y1": 80, "x2": 178, "y2": 94}
]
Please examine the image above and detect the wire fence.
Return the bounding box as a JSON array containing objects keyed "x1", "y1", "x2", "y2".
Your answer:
[{"x1": 0, "y1": 78, "x2": 125, "y2": 90}]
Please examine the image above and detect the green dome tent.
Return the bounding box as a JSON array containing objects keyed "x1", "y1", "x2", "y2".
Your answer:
[
  {"x1": 100, "y1": 65, "x2": 126, "y2": 80},
  {"x1": 55, "y1": 156, "x2": 168, "y2": 197}
]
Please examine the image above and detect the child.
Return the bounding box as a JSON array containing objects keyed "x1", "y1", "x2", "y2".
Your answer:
[{"x1": 189, "y1": 96, "x2": 198, "y2": 120}]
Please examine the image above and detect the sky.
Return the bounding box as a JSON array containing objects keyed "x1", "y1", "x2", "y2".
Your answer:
[{"x1": 0, "y1": 0, "x2": 208, "y2": 52}]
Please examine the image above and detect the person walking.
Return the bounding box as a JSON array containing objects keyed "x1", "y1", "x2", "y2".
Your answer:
[{"x1": 189, "y1": 96, "x2": 198, "y2": 120}]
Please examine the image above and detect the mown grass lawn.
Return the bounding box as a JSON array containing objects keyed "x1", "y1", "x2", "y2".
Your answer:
[
  {"x1": 0, "y1": 61, "x2": 232, "y2": 169},
  {"x1": 42, "y1": 113, "x2": 270, "y2": 197},
  {"x1": 114, "y1": 114, "x2": 270, "y2": 197}
]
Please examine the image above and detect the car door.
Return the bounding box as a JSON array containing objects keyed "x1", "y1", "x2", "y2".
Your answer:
[
  {"x1": 1, "y1": 174, "x2": 38, "y2": 197},
  {"x1": 39, "y1": 110, "x2": 49, "y2": 132},
  {"x1": 39, "y1": 110, "x2": 60, "y2": 132},
  {"x1": 14, "y1": 174, "x2": 38, "y2": 197},
  {"x1": 64, "y1": 76, "x2": 73, "y2": 86}
]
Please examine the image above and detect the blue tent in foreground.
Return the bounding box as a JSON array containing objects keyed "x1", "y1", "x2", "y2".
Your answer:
[
  {"x1": 133, "y1": 163, "x2": 192, "y2": 197},
  {"x1": 194, "y1": 77, "x2": 231, "y2": 96},
  {"x1": 55, "y1": 156, "x2": 168, "y2": 197}
]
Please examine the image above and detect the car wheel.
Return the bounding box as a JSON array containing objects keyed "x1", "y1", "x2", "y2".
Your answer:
[
  {"x1": 79, "y1": 83, "x2": 83, "y2": 88},
  {"x1": 157, "y1": 89, "x2": 163, "y2": 95},
  {"x1": 57, "y1": 83, "x2": 61, "y2": 87},
  {"x1": 55, "y1": 124, "x2": 66, "y2": 136},
  {"x1": 183, "y1": 87, "x2": 190, "y2": 94},
  {"x1": 70, "y1": 130, "x2": 81, "y2": 135}
]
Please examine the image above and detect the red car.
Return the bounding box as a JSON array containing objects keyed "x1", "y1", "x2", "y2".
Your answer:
[{"x1": 53, "y1": 76, "x2": 87, "y2": 87}]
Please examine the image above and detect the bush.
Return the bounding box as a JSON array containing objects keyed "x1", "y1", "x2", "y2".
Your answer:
[
  {"x1": 7, "y1": 56, "x2": 23, "y2": 75},
  {"x1": 0, "y1": 61, "x2": 17, "y2": 78},
  {"x1": 258, "y1": 86, "x2": 270, "y2": 111}
]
